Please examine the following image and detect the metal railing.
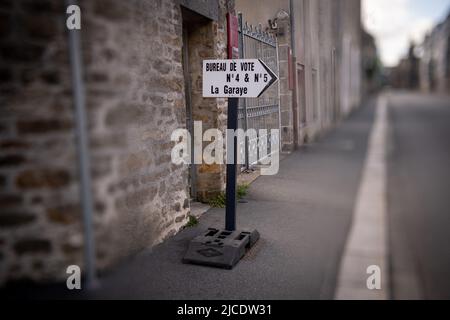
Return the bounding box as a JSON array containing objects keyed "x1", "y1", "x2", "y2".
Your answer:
[{"x1": 237, "y1": 13, "x2": 280, "y2": 170}]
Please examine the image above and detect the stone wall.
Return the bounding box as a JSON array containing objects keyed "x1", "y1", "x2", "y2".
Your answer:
[
  {"x1": 0, "y1": 0, "x2": 79, "y2": 284},
  {"x1": 82, "y1": 0, "x2": 191, "y2": 272},
  {"x1": 0, "y1": 0, "x2": 231, "y2": 284}
]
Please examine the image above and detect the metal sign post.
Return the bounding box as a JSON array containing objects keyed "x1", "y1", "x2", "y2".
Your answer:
[
  {"x1": 225, "y1": 12, "x2": 240, "y2": 233},
  {"x1": 225, "y1": 97, "x2": 238, "y2": 231},
  {"x1": 183, "y1": 58, "x2": 278, "y2": 269},
  {"x1": 183, "y1": 14, "x2": 278, "y2": 269}
]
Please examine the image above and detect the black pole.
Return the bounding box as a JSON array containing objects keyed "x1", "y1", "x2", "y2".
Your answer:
[{"x1": 225, "y1": 97, "x2": 239, "y2": 231}]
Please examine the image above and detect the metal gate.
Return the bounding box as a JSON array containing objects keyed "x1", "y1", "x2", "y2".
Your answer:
[{"x1": 237, "y1": 13, "x2": 281, "y2": 170}]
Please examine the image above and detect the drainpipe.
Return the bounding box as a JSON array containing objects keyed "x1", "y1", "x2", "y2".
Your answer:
[
  {"x1": 66, "y1": 0, "x2": 98, "y2": 289},
  {"x1": 289, "y1": 0, "x2": 299, "y2": 149},
  {"x1": 289, "y1": 0, "x2": 295, "y2": 56}
]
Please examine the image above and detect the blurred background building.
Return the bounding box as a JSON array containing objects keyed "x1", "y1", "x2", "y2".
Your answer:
[
  {"x1": 387, "y1": 43, "x2": 420, "y2": 89},
  {"x1": 361, "y1": 28, "x2": 382, "y2": 94},
  {"x1": 419, "y1": 11, "x2": 450, "y2": 93},
  {"x1": 387, "y1": 11, "x2": 450, "y2": 93}
]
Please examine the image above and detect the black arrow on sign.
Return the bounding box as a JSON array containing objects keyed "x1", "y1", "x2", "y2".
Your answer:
[{"x1": 257, "y1": 59, "x2": 278, "y2": 98}]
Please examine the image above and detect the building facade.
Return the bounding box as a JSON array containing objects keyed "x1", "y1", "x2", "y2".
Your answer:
[
  {"x1": 361, "y1": 29, "x2": 381, "y2": 94},
  {"x1": 419, "y1": 12, "x2": 450, "y2": 93},
  {"x1": 236, "y1": 0, "x2": 362, "y2": 150},
  {"x1": 0, "y1": 0, "x2": 364, "y2": 285},
  {"x1": 388, "y1": 43, "x2": 420, "y2": 90}
]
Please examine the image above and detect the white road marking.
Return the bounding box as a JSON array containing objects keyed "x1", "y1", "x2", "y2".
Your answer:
[{"x1": 335, "y1": 96, "x2": 390, "y2": 299}]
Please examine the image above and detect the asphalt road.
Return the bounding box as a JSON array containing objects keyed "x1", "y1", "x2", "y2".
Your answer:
[{"x1": 387, "y1": 91, "x2": 450, "y2": 299}]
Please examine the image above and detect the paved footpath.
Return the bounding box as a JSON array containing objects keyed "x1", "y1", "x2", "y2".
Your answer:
[{"x1": 84, "y1": 98, "x2": 377, "y2": 300}]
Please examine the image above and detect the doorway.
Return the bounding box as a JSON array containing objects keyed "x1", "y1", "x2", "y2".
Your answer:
[{"x1": 181, "y1": 8, "x2": 214, "y2": 201}]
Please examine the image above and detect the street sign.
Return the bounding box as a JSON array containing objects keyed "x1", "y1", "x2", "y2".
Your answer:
[
  {"x1": 184, "y1": 57, "x2": 272, "y2": 270},
  {"x1": 202, "y1": 59, "x2": 278, "y2": 98}
]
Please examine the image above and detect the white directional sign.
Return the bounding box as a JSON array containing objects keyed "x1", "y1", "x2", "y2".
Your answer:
[{"x1": 202, "y1": 59, "x2": 278, "y2": 98}]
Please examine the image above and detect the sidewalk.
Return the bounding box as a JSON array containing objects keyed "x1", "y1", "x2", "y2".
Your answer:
[{"x1": 85, "y1": 100, "x2": 377, "y2": 300}]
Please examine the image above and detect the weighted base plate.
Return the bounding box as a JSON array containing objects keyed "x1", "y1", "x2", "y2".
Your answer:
[{"x1": 182, "y1": 228, "x2": 260, "y2": 269}]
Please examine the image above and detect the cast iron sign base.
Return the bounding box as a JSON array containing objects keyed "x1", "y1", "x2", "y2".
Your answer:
[{"x1": 183, "y1": 228, "x2": 260, "y2": 269}]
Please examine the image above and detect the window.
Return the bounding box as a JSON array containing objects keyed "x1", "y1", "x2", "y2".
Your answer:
[{"x1": 297, "y1": 64, "x2": 306, "y2": 125}]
